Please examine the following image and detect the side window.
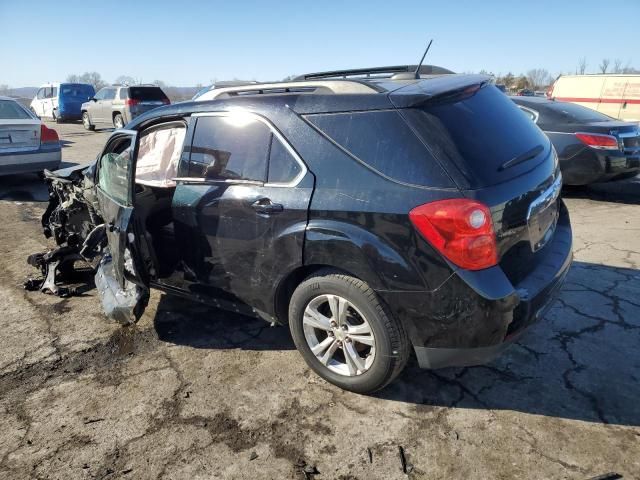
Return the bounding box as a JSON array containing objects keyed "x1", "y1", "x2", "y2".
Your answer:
[
  {"x1": 97, "y1": 136, "x2": 134, "y2": 205},
  {"x1": 119, "y1": 88, "x2": 128, "y2": 100},
  {"x1": 94, "y1": 89, "x2": 105, "y2": 100},
  {"x1": 188, "y1": 115, "x2": 271, "y2": 182},
  {"x1": 268, "y1": 135, "x2": 302, "y2": 184},
  {"x1": 51, "y1": 87, "x2": 58, "y2": 98},
  {"x1": 36, "y1": 88, "x2": 45, "y2": 100},
  {"x1": 307, "y1": 110, "x2": 452, "y2": 187},
  {"x1": 103, "y1": 89, "x2": 116, "y2": 101}
]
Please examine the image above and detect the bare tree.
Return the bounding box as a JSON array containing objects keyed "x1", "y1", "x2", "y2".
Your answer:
[
  {"x1": 599, "y1": 58, "x2": 610, "y2": 74},
  {"x1": 66, "y1": 72, "x2": 106, "y2": 90},
  {"x1": 115, "y1": 75, "x2": 136, "y2": 85},
  {"x1": 526, "y1": 69, "x2": 551, "y2": 90},
  {"x1": 577, "y1": 57, "x2": 587, "y2": 75},
  {"x1": 0, "y1": 84, "x2": 10, "y2": 95},
  {"x1": 612, "y1": 59, "x2": 623, "y2": 74},
  {"x1": 515, "y1": 75, "x2": 530, "y2": 90}
]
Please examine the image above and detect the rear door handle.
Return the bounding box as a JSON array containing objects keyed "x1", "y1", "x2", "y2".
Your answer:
[{"x1": 251, "y1": 198, "x2": 284, "y2": 214}]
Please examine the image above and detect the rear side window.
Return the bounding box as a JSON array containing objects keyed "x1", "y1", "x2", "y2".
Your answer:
[
  {"x1": 118, "y1": 88, "x2": 128, "y2": 100},
  {"x1": 403, "y1": 85, "x2": 550, "y2": 188},
  {"x1": 306, "y1": 110, "x2": 452, "y2": 187},
  {"x1": 268, "y1": 135, "x2": 302, "y2": 184},
  {"x1": 103, "y1": 89, "x2": 116, "y2": 101},
  {"x1": 129, "y1": 87, "x2": 168, "y2": 101},
  {"x1": 188, "y1": 115, "x2": 271, "y2": 181}
]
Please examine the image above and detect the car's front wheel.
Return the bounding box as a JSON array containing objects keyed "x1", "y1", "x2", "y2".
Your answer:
[
  {"x1": 289, "y1": 269, "x2": 410, "y2": 393},
  {"x1": 82, "y1": 112, "x2": 95, "y2": 131}
]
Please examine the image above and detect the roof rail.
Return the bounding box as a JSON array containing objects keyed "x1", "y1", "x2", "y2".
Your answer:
[
  {"x1": 196, "y1": 80, "x2": 381, "y2": 101},
  {"x1": 294, "y1": 65, "x2": 454, "y2": 81}
]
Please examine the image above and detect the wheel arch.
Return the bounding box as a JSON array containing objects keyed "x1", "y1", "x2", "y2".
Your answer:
[{"x1": 274, "y1": 264, "x2": 369, "y2": 325}]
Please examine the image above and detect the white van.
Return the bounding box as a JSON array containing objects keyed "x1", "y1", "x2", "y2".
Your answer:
[
  {"x1": 549, "y1": 74, "x2": 640, "y2": 122},
  {"x1": 30, "y1": 82, "x2": 95, "y2": 123}
]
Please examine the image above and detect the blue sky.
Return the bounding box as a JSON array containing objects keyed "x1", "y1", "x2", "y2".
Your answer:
[{"x1": 1, "y1": 0, "x2": 638, "y2": 87}]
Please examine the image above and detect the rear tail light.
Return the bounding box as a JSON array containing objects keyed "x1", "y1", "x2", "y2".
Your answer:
[
  {"x1": 409, "y1": 199, "x2": 498, "y2": 271},
  {"x1": 575, "y1": 132, "x2": 619, "y2": 150},
  {"x1": 125, "y1": 98, "x2": 140, "y2": 107},
  {"x1": 40, "y1": 124, "x2": 59, "y2": 144}
]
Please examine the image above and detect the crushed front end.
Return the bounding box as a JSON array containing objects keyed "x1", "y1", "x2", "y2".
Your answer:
[{"x1": 26, "y1": 164, "x2": 105, "y2": 296}]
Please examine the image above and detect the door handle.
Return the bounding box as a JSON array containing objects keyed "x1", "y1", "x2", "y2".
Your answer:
[{"x1": 251, "y1": 198, "x2": 284, "y2": 214}]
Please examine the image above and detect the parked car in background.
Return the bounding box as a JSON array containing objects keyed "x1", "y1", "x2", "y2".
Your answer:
[
  {"x1": 30, "y1": 83, "x2": 95, "y2": 123},
  {"x1": 39, "y1": 68, "x2": 572, "y2": 393},
  {"x1": 0, "y1": 96, "x2": 61, "y2": 175},
  {"x1": 516, "y1": 88, "x2": 535, "y2": 96},
  {"x1": 81, "y1": 85, "x2": 170, "y2": 131},
  {"x1": 548, "y1": 74, "x2": 640, "y2": 122},
  {"x1": 512, "y1": 96, "x2": 640, "y2": 184}
]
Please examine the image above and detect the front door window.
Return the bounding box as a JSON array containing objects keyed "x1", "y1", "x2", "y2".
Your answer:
[{"x1": 97, "y1": 136, "x2": 134, "y2": 205}]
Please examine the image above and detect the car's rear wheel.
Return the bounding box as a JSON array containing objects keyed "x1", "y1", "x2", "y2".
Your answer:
[
  {"x1": 82, "y1": 112, "x2": 95, "y2": 131},
  {"x1": 113, "y1": 114, "x2": 124, "y2": 129},
  {"x1": 289, "y1": 269, "x2": 410, "y2": 393},
  {"x1": 53, "y1": 109, "x2": 61, "y2": 124}
]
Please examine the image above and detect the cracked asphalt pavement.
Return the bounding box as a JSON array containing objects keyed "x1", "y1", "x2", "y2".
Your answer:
[{"x1": 0, "y1": 122, "x2": 639, "y2": 479}]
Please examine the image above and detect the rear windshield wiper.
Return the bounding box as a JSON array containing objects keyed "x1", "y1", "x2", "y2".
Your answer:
[{"x1": 500, "y1": 144, "x2": 544, "y2": 171}]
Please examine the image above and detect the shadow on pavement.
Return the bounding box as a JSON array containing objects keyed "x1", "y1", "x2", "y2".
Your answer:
[
  {"x1": 153, "y1": 261, "x2": 639, "y2": 427},
  {"x1": 378, "y1": 261, "x2": 640, "y2": 427},
  {"x1": 0, "y1": 162, "x2": 79, "y2": 202},
  {"x1": 563, "y1": 175, "x2": 640, "y2": 204},
  {"x1": 154, "y1": 293, "x2": 295, "y2": 351}
]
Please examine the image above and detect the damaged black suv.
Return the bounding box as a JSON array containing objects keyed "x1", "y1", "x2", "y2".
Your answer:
[{"x1": 37, "y1": 66, "x2": 572, "y2": 393}]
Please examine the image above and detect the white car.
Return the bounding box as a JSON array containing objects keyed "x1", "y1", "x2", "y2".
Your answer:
[{"x1": 0, "y1": 96, "x2": 62, "y2": 176}]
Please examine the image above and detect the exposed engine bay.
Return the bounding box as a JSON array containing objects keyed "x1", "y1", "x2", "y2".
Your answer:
[{"x1": 25, "y1": 164, "x2": 105, "y2": 297}]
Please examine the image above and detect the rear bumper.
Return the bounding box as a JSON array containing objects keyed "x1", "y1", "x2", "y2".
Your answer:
[
  {"x1": 561, "y1": 149, "x2": 640, "y2": 185},
  {"x1": 379, "y1": 202, "x2": 573, "y2": 369},
  {"x1": 0, "y1": 146, "x2": 61, "y2": 176}
]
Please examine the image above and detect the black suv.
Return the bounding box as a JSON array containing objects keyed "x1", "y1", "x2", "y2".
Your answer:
[{"x1": 40, "y1": 66, "x2": 572, "y2": 393}]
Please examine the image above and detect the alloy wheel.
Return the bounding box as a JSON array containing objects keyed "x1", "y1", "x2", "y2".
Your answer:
[{"x1": 302, "y1": 294, "x2": 376, "y2": 376}]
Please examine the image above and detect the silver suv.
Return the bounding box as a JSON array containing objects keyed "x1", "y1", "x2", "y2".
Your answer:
[{"x1": 81, "y1": 85, "x2": 170, "y2": 131}]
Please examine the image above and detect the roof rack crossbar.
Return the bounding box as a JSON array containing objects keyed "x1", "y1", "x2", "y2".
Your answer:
[{"x1": 198, "y1": 80, "x2": 380, "y2": 100}]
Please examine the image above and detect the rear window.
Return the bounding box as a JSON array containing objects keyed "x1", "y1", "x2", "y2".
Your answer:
[
  {"x1": 60, "y1": 84, "x2": 94, "y2": 99},
  {"x1": 546, "y1": 101, "x2": 613, "y2": 123},
  {"x1": 306, "y1": 110, "x2": 452, "y2": 188},
  {"x1": 0, "y1": 100, "x2": 32, "y2": 119},
  {"x1": 129, "y1": 87, "x2": 168, "y2": 101},
  {"x1": 403, "y1": 84, "x2": 550, "y2": 188}
]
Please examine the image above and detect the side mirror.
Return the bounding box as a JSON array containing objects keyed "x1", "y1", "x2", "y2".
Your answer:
[{"x1": 90, "y1": 97, "x2": 97, "y2": 102}]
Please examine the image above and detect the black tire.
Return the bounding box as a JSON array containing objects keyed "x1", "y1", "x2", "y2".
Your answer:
[
  {"x1": 53, "y1": 109, "x2": 62, "y2": 124},
  {"x1": 113, "y1": 113, "x2": 124, "y2": 129},
  {"x1": 82, "y1": 112, "x2": 95, "y2": 131},
  {"x1": 289, "y1": 269, "x2": 410, "y2": 393}
]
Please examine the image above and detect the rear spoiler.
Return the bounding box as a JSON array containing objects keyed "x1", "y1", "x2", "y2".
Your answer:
[{"x1": 388, "y1": 74, "x2": 492, "y2": 108}]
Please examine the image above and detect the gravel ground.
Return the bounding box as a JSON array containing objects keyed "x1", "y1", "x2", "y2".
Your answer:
[{"x1": 0, "y1": 121, "x2": 639, "y2": 479}]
